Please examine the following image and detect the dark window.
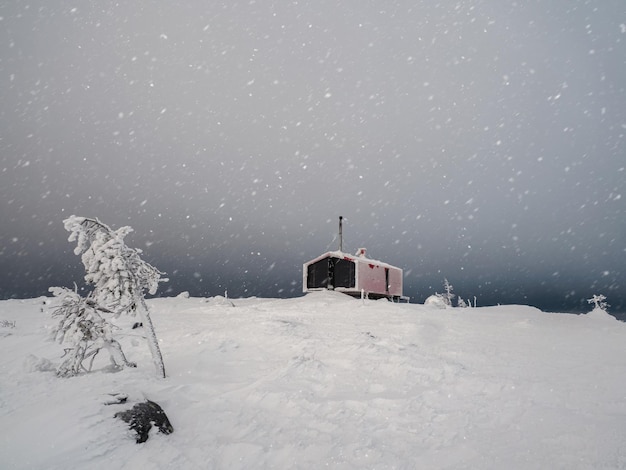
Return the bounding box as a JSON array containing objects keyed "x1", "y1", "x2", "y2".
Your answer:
[
  {"x1": 333, "y1": 258, "x2": 355, "y2": 288},
  {"x1": 307, "y1": 259, "x2": 330, "y2": 288},
  {"x1": 307, "y1": 257, "x2": 355, "y2": 289}
]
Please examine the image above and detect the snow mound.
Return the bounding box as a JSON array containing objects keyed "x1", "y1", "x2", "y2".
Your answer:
[
  {"x1": 586, "y1": 307, "x2": 617, "y2": 321},
  {"x1": 23, "y1": 354, "x2": 55, "y2": 373},
  {"x1": 204, "y1": 295, "x2": 235, "y2": 307},
  {"x1": 424, "y1": 294, "x2": 447, "y2": 308}
]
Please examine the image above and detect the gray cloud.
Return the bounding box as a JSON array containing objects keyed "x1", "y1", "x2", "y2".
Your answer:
[{"x1": 1, "y1": 1, "x2": 625, "y2": 312}]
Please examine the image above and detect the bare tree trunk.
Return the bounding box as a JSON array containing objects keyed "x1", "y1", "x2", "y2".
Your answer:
[{"x1": 137, "y1": 296, "x2": 166, "y2": 378}]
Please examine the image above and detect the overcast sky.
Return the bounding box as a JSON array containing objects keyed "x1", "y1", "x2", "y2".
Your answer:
[{"x1": 1, "y1": 1, "x2": 625, "y2": 313}]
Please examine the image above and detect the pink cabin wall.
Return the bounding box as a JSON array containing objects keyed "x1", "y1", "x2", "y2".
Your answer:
[
  {"x1": 387, "y1": 267, "x2": 403, "y2": 296},
  {"x1": 356, "y1": 262, "x2": 403, "y2": 297}
]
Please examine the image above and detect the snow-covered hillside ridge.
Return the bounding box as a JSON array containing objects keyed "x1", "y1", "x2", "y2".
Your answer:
[{"x1": 1, "y1": 292, "x2": 625, "y2": 469}]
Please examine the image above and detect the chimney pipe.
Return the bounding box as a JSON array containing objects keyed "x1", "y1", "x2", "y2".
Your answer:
[{"x1": 339, "y1": 216, "x2": 343, "y2": 252}]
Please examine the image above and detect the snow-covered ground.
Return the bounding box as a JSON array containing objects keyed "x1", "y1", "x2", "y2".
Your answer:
[{"x1": 1, "y1": 291, "x2": 625, "y2": 469}]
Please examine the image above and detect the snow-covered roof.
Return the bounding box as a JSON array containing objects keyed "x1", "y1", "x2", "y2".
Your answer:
[{"x1": 304, "y1": 250, "x2": 402, "y2": 271}]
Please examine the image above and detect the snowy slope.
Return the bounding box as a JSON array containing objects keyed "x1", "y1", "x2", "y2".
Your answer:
[{"x1": 1, "y1": 292, "x2": 625, "y2": 469}]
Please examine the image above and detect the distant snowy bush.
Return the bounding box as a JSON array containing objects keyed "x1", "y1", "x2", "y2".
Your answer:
[
  {"x1": 206, "y1": 295, "x2": 235, "y2": 307},
  {"x1": 0, "y1": 319, "x2": 16, "y2": 328},
  {"x1": 0, "y1": 318, "x2": 16, "y2": 338},
  {"x1": 587, "y1": 294, "x2": 609, "y2": 312},
  {"x1": 442, "y1": 278, "x2": 455, "y2": 306},
  {"x1": 427, "y1": 279, "x2": 476, "y2": 309},
  {"x1": 424, "y1": 294, "x2": 447, "y2": 309}
]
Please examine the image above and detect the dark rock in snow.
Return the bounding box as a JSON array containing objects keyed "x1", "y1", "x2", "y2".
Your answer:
[{"x1": 115, "y1": 400, "x2": 174, "y2": 443}]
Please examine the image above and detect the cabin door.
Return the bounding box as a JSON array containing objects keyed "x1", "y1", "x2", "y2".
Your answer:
[{"x1": 385, "y1": 268, "x2": 390, "y2": 293}]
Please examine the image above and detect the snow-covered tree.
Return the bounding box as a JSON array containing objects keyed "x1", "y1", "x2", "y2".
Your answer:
[
  {"x1": 64, "y1": 217, "x2": 165, "y2": 310},
  {"x1": 49, "y1": 286, "x2": 136, "y2": 377},
  {"x1": 60, "y1": 216, "x2": 168, "y2": 378},
  {"x1": 442, "y1": 278, "x2": 455, "y2": 306},
  {"x1": 587, "y1": 294, "x2": 609, "y2": 312}
]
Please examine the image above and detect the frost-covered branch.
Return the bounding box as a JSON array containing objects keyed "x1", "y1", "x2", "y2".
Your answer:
[{"x1": 49, "y1": 286, "x2": 136, "y2": 377}]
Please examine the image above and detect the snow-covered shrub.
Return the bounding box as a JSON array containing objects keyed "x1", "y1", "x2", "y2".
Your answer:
[
  {"x1": 424, "y1": 294, "x2": 447, "y2": 309},
  {"x1": 0, "y1": 319, "x2": 16, "y2": 328},
  {"x1": 0, "y1": 319, "x2": 17, "y2": 338},
  {"x1": 425, "y1": 279, "x2": 462, "y2": 309},
  {"x1": 206, "y1": 295, "x2": 235, "y2": 307},
  {"x1": 54, "y1": 216, "x2": 168, "y2": 378},
  {"x1": 49, "y1": 286, "x2": 136, "y2": 377},
  {"x1": 587, "y1": 294, "x2": 609, "y2": 313}
]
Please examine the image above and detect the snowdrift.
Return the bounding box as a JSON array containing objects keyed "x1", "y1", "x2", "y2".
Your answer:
[{"x1": 1, "y1": 292, "x2": 625, "y2": 469}]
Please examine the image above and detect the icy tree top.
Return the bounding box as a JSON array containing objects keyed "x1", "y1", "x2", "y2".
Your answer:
[{"x1": 63, "y1": 216, "x2": 167, "y2": 313}]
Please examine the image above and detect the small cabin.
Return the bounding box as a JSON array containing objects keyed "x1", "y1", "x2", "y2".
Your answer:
[{"x1": 302, "y1": 248, "x2": 404, "y2": 301}]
